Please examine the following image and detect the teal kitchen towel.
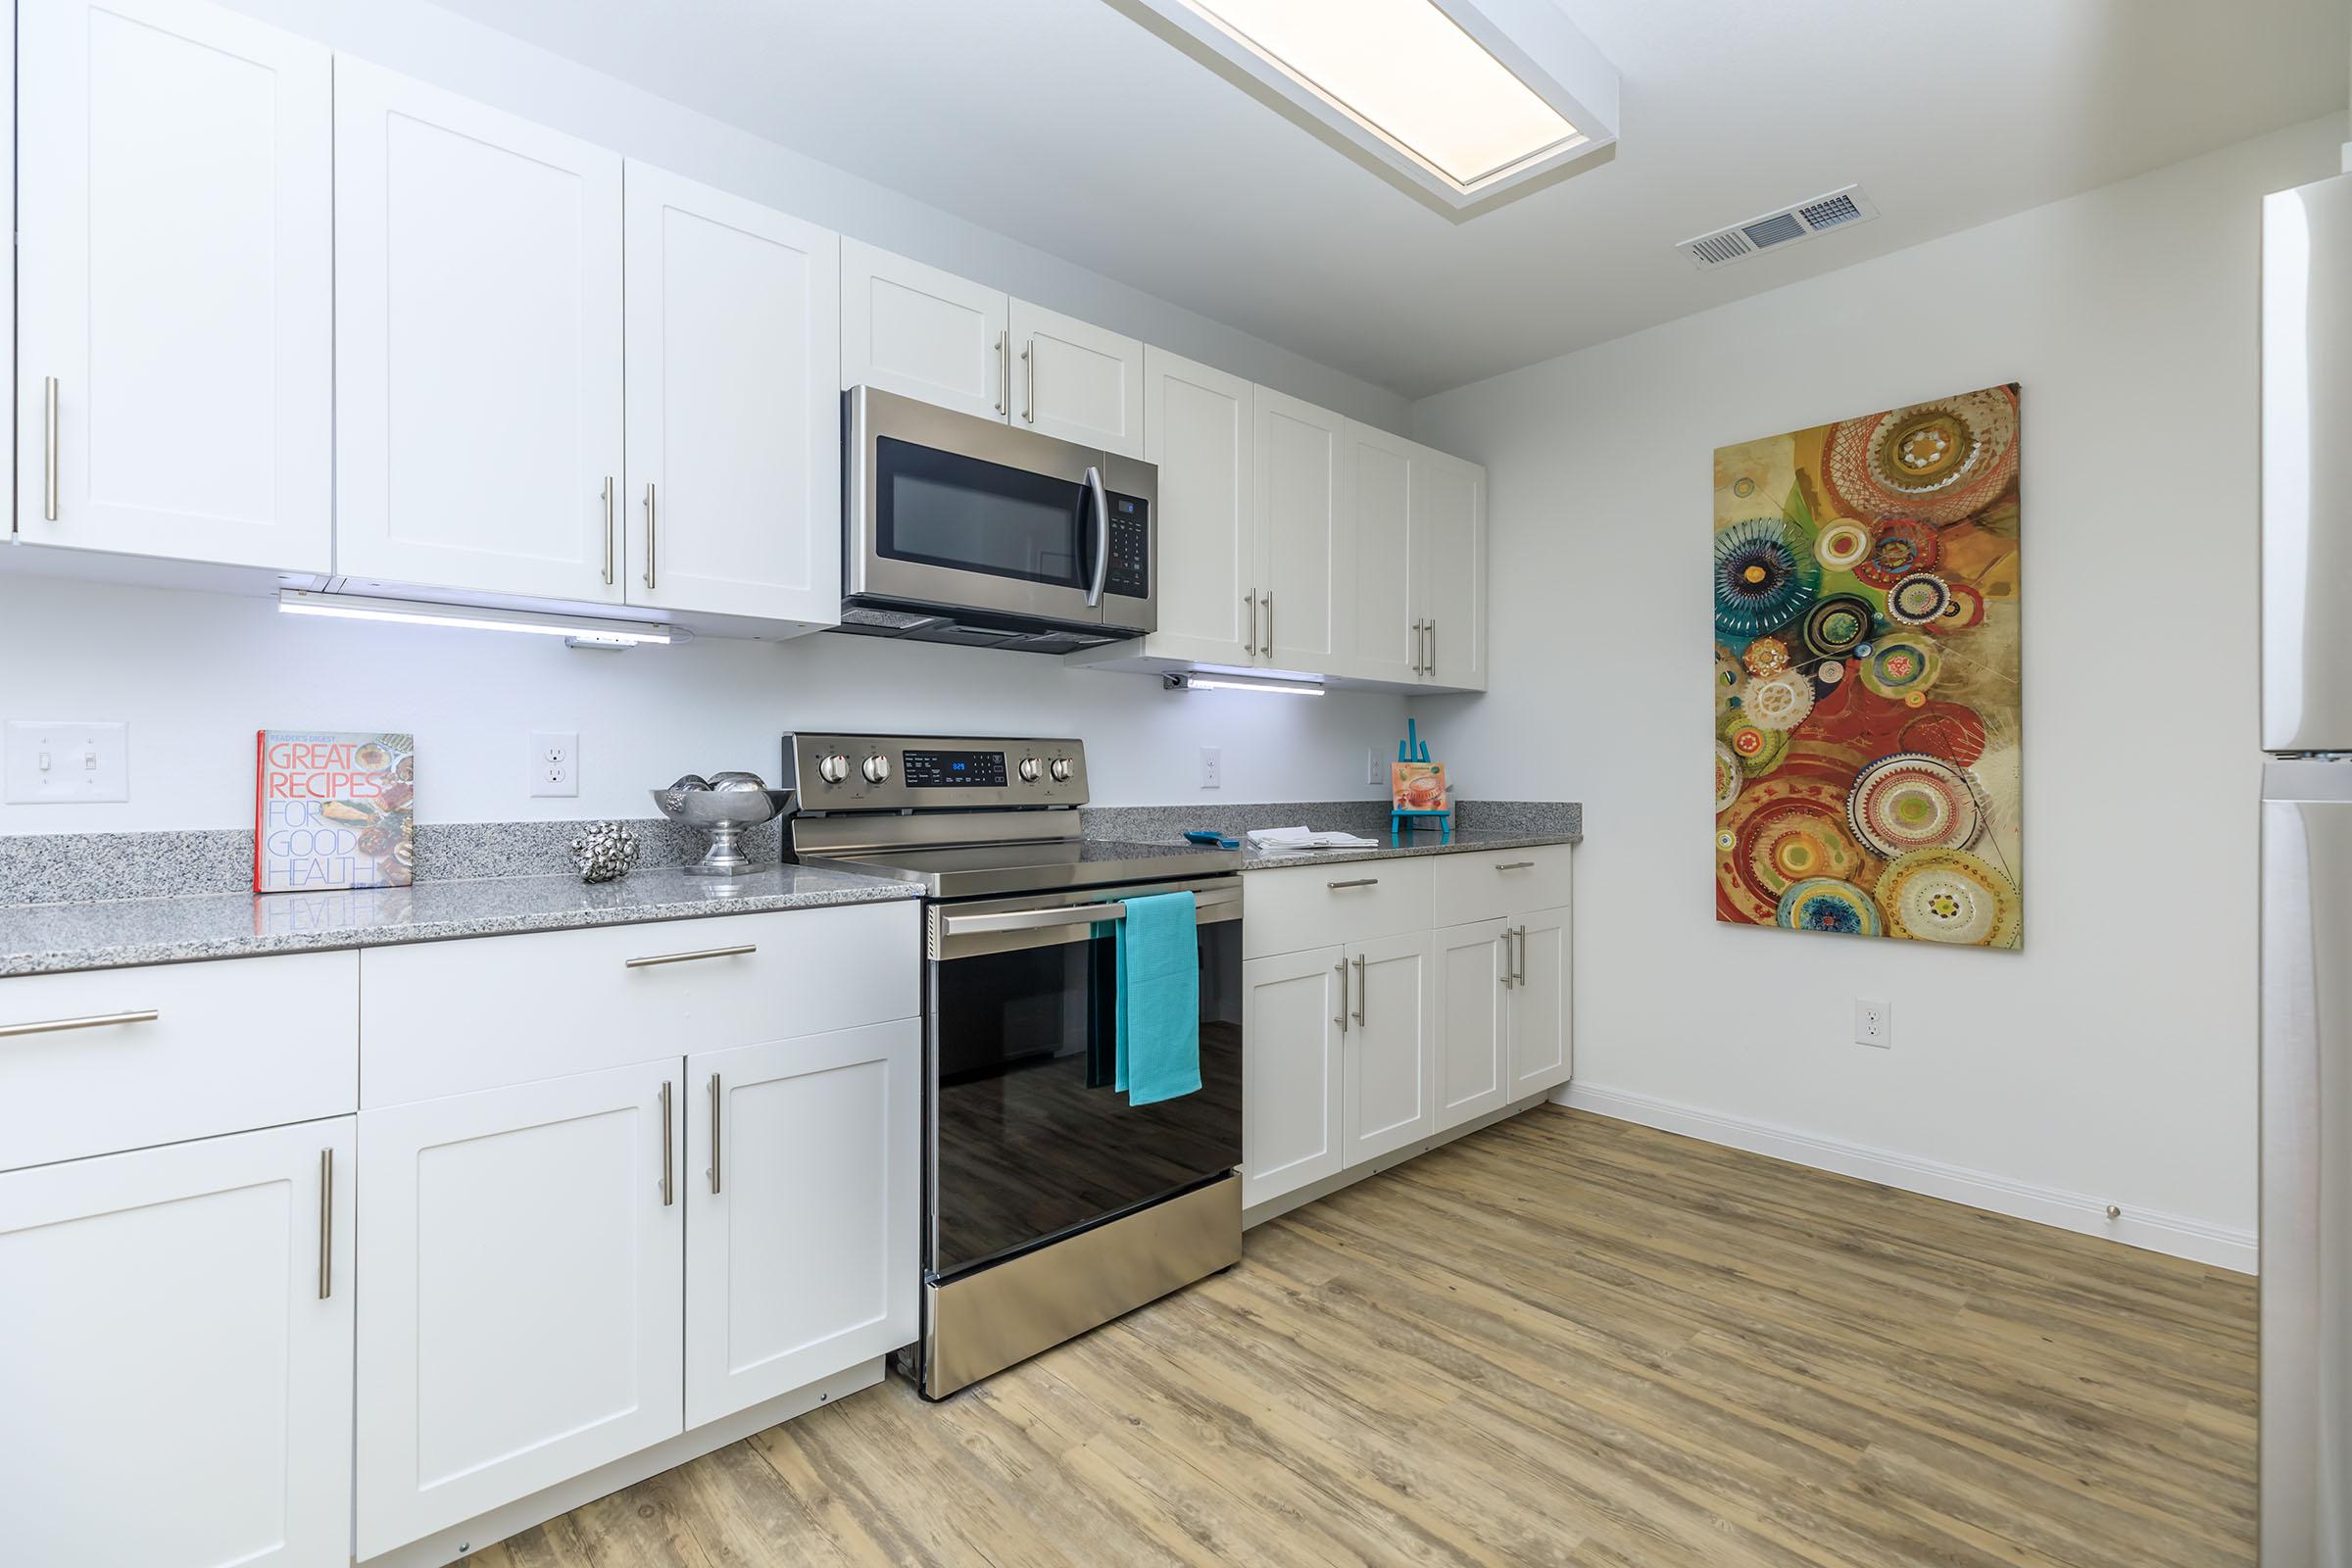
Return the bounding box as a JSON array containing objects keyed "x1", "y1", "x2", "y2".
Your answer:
[{"x1": 1113, "y1": 890, "x2": 1200, "y2": 1105}]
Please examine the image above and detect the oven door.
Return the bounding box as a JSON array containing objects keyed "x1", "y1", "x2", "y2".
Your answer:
[
  {"x1": 924, "y1": 876, "x2": 1243, "y2": 1280},
  {"x1": 849, "y1": 385, "x2": 1150, "y2": 626}
]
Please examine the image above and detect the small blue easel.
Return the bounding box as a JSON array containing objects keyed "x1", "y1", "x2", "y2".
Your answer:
[{"x1": 1391, "y1": 718, "x2": 1452, "y2": 845}]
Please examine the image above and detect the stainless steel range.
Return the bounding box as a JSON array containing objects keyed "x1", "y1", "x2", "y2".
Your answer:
[{"x1": 785, "y1": 733, "x2": 1244, "y2": 1399}]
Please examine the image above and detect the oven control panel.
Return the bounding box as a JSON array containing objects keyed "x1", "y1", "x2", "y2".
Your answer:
[
  {"x1": 1102, "y1": 493, "x2": 1149, "y2": 601},
  {"x1": 787, "y1": 733, "x2": 1089, "y2": 809}
]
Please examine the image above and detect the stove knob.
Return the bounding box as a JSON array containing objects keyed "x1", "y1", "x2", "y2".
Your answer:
[
  {"x1": 1050, "y1": 758, "x2": 1073, "y2": 783},
  {"x1": 816, "y1": 753, "x2": 849, "y2": 785},
  {"x1": 1017, "y1": 757, "x2": 1043, "y2": 783},
  {"x1": 861, "y1": 754, "x2": 893, "y2": 784}
]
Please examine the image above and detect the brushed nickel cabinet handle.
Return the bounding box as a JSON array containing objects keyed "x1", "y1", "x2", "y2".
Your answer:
[
  {"x1": 1334, "y1": 959, "x2": 1348, "y2": 1034},
  {"x1": 1411, "y1": 619, "x2": 1425, "y2": 675},
  {"x1": 708, "y1": 1073, "x2": 723, "y2": 1196},
  {"x1": 601, "y1": 476, "x2": 615, "y2": 584},
  {"x1": 1513, "y1": 925, "x2": 1529, "y2": 987},
  {"x1": 624, "y1": 943, "x2": 756, "y2": 968},
  {"x1": 1326, "y1": 877, "x2": 1379, "y2": 890},
  {"x1": 0, "y1": 1007, "x2": 159, "y2": 1040},
  {"x1": 1022, "y1": 342, "x2": 1035, "y2": 423},
  {"x1": 1245, "y1": 591, "x2": 1258, "y2": 656},
  {"x1": 1351, "y1": 954, "x2": 1367, "y2": 1027},
  {"x1": 1497, "y1": 931, "x2": 1512, "y2": 987},
  {"x1": 1262, "y1": 590, "x2": 1273, "y2": 652},
  {"x1": 318, "y1": 1148, "x2": 334, "y2": 1300},
  {"x1": 1494, "y1": 860, "x2": 1536, "y2": 871},
  {"x1": 43, "y1": 377, "x2": 60, "y2": 521},
  {"x1": 994, "y1": 330, "x2": 1007, "y2": 414},
  {"x1": 643, "y1": 481, "x2": 659, "y2": 590},
  {"x1": 660, "y1": 1080, "x2": 675, "y2": 1206},
  {"x1": 1427, "y1": 618, "x2": 1438, "y2": 680}
]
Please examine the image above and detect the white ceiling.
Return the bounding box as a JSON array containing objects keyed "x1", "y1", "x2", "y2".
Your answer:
[{"x1": 427, "y1": 0, "x2": 2348, "y2": 399}]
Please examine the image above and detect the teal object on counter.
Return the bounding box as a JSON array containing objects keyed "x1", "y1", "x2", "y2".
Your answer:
[{"x1": 1112, "y1": 890, "x2": 1200, "y2": 1105}]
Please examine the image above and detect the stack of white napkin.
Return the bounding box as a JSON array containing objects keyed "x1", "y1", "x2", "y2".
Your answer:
[{"x1": 1247, "y1": 825, "x2": 1380, "y2": 850}]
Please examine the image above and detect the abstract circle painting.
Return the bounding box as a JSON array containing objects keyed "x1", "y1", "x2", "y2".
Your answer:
[{"x1": 1713, "y1": 384, "x2": 2022, "y2": 950}]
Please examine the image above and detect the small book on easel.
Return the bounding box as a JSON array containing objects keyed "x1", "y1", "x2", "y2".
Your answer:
[{"x1": 253, "y1": 730, "x2": 415, "y2": 893}]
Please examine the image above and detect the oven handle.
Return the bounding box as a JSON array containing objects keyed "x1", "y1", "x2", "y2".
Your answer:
[
  {"x1": 940, "y1": 882, "x2": 1242, "y2": 939},
  {"x1": 1083, "y1": 465, "x2": 1109, "y2": 608}
]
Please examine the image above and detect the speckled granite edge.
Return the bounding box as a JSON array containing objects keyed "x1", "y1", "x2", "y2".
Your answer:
[
  {"x1": 1242, "y1": 827, "x2": 1579, "y2": 869},
  {"x1": 1081, "y1": 799, "x2": 1580, "y2": 846},
  {"x1": 0, "y1": 817, "x2": 784, "y2": 906},
  {"x1": 0, "y1": 864, "x2": 918, "y2": 978}
]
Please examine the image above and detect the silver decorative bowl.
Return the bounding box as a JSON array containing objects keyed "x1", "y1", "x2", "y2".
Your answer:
[{"x1": 650, "y1": 786, "x2": 795, "y2": 876}]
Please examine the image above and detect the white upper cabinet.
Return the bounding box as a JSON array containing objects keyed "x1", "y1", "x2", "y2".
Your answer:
[
  {"x1": 1010, "y1": 298, "x2": 1146, "y2": 459},
  {"x1": 334, "y1": 60, "x2": 624, "y2": 602},
  {"x1": 1345, "y1": 420, "x2": 1423, "y2": 685},
  {"x1": 1412, "y1": 446, "x2": 1489, "y2": 691},
  {"x1": 1141, "y1": 348, "x2": 1257, "y2": 663},
  {"x1": 16, "y1": 0, "x2": 331, "y2": 571},
  {"x1": 841, "y1": 239, "x2": 1009, "y2": 423},
  {"x1": 2, "y1": 1117, "x2": 355, "y2": 1568},
  {"x1": 624, "y1": 162, "x2": 841, "y2": 625},
  {"x1": 1255, "y1": 387, "x2": 1355, "y2": 673}
]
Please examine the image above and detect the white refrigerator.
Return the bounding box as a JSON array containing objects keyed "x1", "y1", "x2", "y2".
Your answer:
[{"x1": 2262, "y1": 169, "x2": 2352, "y2": 1568}]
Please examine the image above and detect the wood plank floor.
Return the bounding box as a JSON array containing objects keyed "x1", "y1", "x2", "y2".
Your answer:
[{"x1": 464, "y1": 1106, "x2": 2257, "y2": 1568}]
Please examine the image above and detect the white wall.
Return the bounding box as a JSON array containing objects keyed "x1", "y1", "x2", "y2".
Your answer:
[
  {"x1": 0, "y1": 574, "x2": 1400, "y2": 830},
  {"x1": 1411, "y1": 113, "x2": 2350, "y2": 1260},
  {"x1": 0, "y1": 0, "x2": 1415, "y2": 834}
]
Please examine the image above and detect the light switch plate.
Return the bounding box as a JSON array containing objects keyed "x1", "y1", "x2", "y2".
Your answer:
[
  {"x1": 1199, "y1": 746, "x2": 1221, "y2": 790},
  {"x1": 5, "y1": 720, "x2": 129, "y2": 804}
]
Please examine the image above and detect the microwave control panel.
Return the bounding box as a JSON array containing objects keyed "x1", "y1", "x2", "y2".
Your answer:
[{"x1": 1103, "y1": 493, "x2": 1150, "y2": 600}]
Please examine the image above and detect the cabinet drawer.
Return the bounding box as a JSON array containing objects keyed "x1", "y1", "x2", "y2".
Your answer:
[
  {"x1": 1244, "y1": 859, "x2": 1431, "y2": 958},
  {"x1": 361, "y1": 901, "x2": 919, "y2": 1106},
  {"x1": 0, "y1": 952, "x2": 358, "y2": 1172},
  {"x1": 1432, "y1": 845, "x2": 1574, "y2": 927}
]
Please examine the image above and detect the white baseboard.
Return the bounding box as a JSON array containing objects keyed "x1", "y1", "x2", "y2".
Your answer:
[{"x1": 1555, "y1": 1082, "x2": 2257, "y2": 1275}]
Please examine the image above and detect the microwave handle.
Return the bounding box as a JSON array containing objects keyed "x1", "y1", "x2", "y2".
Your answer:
[{"x1": 1084, "y1": 465, "x2": 1109, "y2": 608}]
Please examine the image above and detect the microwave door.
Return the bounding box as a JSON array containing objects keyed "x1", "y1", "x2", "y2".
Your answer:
[{"x1": 847, "y1": 388, "x2": 1108, "y2": 624}]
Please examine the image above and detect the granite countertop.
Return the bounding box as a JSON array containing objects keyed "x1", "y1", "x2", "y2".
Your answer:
[
  {"x1": 0, "y1": 864, "x2": 919, "y2": 978},
  {"x1": 1241, "y1": 826, "x2": 1580, "y2": 870}
]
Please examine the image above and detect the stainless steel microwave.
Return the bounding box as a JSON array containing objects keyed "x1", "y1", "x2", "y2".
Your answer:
[{"x1": 839, "y1": 386, "x2": 1156, "y2": 655}]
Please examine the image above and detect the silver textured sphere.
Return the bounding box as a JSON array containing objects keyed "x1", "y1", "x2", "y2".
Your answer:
[{"x1": 569, "y1": 819, "x2": 642, "y2": 884}]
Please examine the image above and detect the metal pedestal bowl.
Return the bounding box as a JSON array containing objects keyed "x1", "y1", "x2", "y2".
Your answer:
[{"x1": 650, "y1": 786, "x2": 795, "y2": 876}]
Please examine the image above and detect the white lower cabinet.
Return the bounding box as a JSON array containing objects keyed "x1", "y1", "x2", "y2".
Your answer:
[
  {"x1": 1241, "y1": 946, "x2": 1347, "y2": 1207},
  {"x1": 1244, "y1": 850, "x2": 1571, "y2": 1214},
  {"x1": 355, "y1": 1058, "x2": 686, "y2": 1559},
  {"x1": 1434, "y1": 917, "x2": 1512, "y2": 1131},
  {"x1": 0, "y1": 1116, "x2": 356, "y2": 1568},
  {"x1": 1341, "y1": 930, "x2": 1436, "y2": 1165},
  {"x1": 685, "y1": 1019, "x2": 920, "y2": 1428}
]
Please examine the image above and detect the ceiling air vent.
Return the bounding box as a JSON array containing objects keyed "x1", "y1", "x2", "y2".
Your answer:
[{"x1": 1679, "y1": 184, "x2": 1881, "y2": 270}]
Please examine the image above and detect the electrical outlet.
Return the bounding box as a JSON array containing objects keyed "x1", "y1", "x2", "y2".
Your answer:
[
  {"x1": 1854, "y1": 997, "x2": 1890, "y2": 1049},
  {"x1": 5, "y1": 719, "x2": 128, "y2": 804},
  {"x1": 1199, "y1": 747, "x2": 1222, "y2": 790},
  {"x1": 530, "y1": 730, "x2": 578, "y2": 798}
]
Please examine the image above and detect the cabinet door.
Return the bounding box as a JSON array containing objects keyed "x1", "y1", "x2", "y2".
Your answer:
[
  {"x1": 685, "y1": 1020, "x2": 919, "y2": 1428},
  {"x1": 16, "y1": 0, "x2": 330, "y2": 570},
  {"x1": 1, "y1": 1118, "x2": 354, "y2": 1568},
  {"x1": 1344, "y1": 420, "x2": 1422, "y2": 683},
  {"x1": 1508, "y1": 905, "x2": 1573, "y2": 1099},
  {"x1": 1241, "y1": 946, "x2": 1346, "y2": 1208},
  {"x1": 1434, "y1": 918, "x2": 1511, "y2": 1132},
  {"x1": 1142, "y1": 348, "x2": 1258, "y2": 663},
  {"x1": 1411, "y1": 447, "x2": 1488, "y2": 691},
  {"x1": 624, "y1": 161, "x2": 841, "y2": 624},
  {"x1": 356, "y1": 1060, "x2": 683, "y2": 1558},
  {"x1": 1011, "y1": 298, "x2": 1146, "y2": 459},
  {"x1": 841, "y1": 238, "x2": 1008, "y2": 422},
  {"x1": 1342, "y1": 931, "x2": 1435, "y2": 1166},
  {"x1": 335, "y1": 60, "x2": 624, "y2": 602},
  {"x1": 1255, "y1": 388, "x2": 1355, "y2": 671}
]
